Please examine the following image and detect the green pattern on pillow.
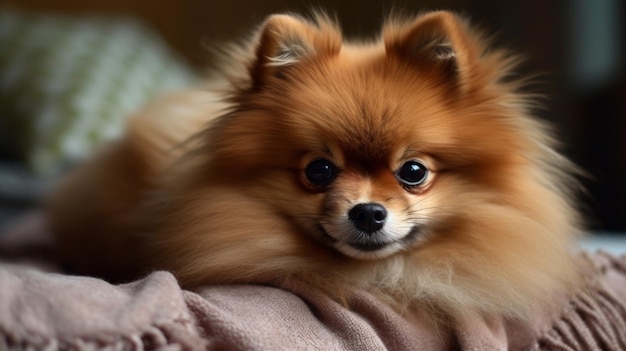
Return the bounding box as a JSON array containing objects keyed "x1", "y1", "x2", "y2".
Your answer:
[{"x1": 0, "y1": 9, "x2": 196, "y2": 174}]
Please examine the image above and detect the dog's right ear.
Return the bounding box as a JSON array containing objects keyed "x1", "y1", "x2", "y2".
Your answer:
[
  {"x1": 249, "y1": 14, "x2": 342, "y2": 89},
  {"x1": 384, "y1": 11, "x2": 485, "y2": 94}
]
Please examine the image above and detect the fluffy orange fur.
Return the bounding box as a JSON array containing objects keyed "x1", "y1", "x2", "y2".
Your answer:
[{"x1": 49, "y1": 11, "x2": 582, "y2": 323}]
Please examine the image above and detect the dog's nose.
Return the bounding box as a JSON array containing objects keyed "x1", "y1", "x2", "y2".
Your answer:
[{"x1": 348, "y1": 203, "x2": 387, "y2": 234}]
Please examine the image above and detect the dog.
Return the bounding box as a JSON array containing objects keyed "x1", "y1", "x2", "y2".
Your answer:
[{"x1": 49, "y1": 11, "x2": 582, "y2": 324}]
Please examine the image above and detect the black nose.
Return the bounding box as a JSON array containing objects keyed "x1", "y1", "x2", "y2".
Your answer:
[{"x1": 348, "y1": 203, "x2": 387, "y2": 234}]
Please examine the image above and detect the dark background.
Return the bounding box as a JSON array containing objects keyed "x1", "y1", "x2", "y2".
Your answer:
[{"x1": 5, "y1": 0, "x2": 626, "y2": 233}]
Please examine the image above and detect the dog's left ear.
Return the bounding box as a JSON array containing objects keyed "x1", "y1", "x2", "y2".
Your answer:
[
  {"x1": 385, "y1": 11, "x2": 484, "y2": 93},
  {"x1": 250, "y1": 14, "x2": 342, "y2": 89}
]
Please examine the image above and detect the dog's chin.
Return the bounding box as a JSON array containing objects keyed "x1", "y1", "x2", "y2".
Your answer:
[{"x1": 334, "y1": 241, "x2": 407, "y2": 260}]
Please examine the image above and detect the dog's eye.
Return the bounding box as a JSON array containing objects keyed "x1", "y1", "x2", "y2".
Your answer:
[
  {"x1": 305, "y1": 159, "x2": 337, "y2": 186},
  {"x1": 397, "y1": 160, "x2": 429, "y2": 187}
]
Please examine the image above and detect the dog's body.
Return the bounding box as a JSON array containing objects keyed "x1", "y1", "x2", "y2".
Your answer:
[{"x1": 49, "y1": 11, "x2": 581, "y2": 324}]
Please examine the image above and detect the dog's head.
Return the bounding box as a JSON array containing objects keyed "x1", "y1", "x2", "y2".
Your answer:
[{"x1": 204, "y1": 12, "x2": 577, "y2": 260}]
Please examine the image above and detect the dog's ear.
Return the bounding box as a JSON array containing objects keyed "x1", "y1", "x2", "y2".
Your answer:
[
  {"x1": 250, "y1": 14, "x2": 341, "y2": 89},
  {"x1": 385, "y1": 11, "x2": 483, "y2": 93}
]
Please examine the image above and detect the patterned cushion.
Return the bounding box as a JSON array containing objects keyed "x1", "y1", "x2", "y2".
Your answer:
[{"x1": 0, "y1": 9, "x2": 196, "y2": 174}]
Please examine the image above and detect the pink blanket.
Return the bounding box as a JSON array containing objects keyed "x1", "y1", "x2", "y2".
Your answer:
[{"x1": 1, "y1": 214, "x2": 626, "y2": 350}]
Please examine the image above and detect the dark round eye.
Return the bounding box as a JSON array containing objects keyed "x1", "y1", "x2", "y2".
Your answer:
[
  {"x1": 305, "y1": 159, "x2": 338, "y2": 186},
  {"x1": 396, "y1": 160, "x2": 429, "y2": 187}
]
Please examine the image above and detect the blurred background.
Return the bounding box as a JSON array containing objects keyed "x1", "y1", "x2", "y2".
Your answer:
[{"x1": 0, "y1": 0, "x2": 624, "y2": 235}]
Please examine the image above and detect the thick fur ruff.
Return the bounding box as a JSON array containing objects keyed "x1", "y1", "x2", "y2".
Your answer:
[{"x1": 49, "y1": 11, "x2": 582, "y2": 322}]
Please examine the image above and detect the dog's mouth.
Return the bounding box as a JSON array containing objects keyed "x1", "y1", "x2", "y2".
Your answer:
[
  {"x1": 348, "y1": 240, "x2": 389, "y2": 252},
  {"x1": 316, "y1": 224, "x2": 423, "y2": 259},
  {"x1": 348, "y1": 225, "x2": 422, "y2": 250}
]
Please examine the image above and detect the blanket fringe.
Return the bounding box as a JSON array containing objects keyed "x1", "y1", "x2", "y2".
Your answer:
[
  {"x1": 535, "y1": 252, "x2": 626, "y2": 351},
  {"x1": 0, "y1": 322, "x2": 196, "y2": 351}
]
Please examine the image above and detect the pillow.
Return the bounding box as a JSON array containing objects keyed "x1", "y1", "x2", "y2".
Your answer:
[{"x1": 0, "y1": 9, "x2": 196, "y2": 175}]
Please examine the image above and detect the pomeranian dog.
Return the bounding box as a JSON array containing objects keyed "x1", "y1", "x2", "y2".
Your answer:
[{"x1": 49, "y1": 11, "x2": 581, "y2": 323}]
